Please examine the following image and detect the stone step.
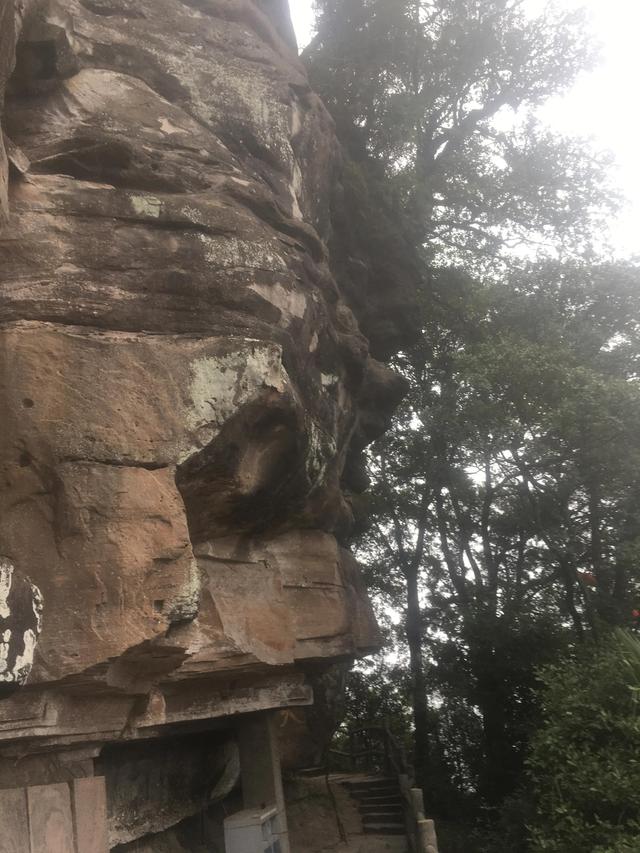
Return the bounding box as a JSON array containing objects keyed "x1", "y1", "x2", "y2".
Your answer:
[
  {"x1": 362, "y1": 812, "x2": 404, "y2": 825},
  {"x1": 357, "y1": 792, "x2": 402, "y2": 803},
  {"x1": 342, "y1": 776, "x2": 408, "y2": 840},
  {"x1": 359, "y1": 802, "x2": 403, "y2": 814},
  {"x1": 361, "y1": 810, "x2": 404, "y2": 821},
  {"x1": 363, "y1": 823, "x2": 406, "y2": 835},
  {"x1": 348, "y1": 782, "x2": 399, "y2": 794},
  {"x1": 353, "y1": 790, "x2": 400, "y2": 803},
  {"x1": 344, "y1": 777, "x2": 396, "y2": 791}
]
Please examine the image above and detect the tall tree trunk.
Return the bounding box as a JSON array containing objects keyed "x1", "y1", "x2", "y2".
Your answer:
[
  {"x1": 405, "y1": 563, "x2": 430, "y2": 795},
  {"x1": 475, "y1": 675, "x2": 513, "y2": 809},
  {"x1": 588, "y1": 482, "x2": 620, "y2": 625},
  {"x1": 472, "y1": 641, "x2": 516, "y2": 810}
]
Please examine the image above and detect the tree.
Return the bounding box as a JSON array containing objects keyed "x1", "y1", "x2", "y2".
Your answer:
[
  {"x1": 356, "y1": 259, "x2": 640, "y2": 812},
  {"x1": 306, "y1": 0, "x2": 618, "y2": 268},
  {"x1": 306, "y1": 0, "x2": 640, "y2": 839}
]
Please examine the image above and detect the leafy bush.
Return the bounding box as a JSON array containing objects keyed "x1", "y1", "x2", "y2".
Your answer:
[{"x1": 528, "y1": 631, "x2": 640, "y2": 852}]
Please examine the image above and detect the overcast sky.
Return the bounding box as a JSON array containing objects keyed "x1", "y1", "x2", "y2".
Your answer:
[{"x1": 290, "y1": 0, "x2": 639, "y2": 258}]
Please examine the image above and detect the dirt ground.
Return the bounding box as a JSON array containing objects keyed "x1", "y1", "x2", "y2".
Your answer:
[{"x1": 286, "y1": 775, "x2": 408, "y2": 853}]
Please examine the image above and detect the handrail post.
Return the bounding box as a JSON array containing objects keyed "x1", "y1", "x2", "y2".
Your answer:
[
  {"x1": 410, "y1": 787, "x2": 425, "y2": 820},
  {"x1": 417, "y1": 818, "x2": 439, "y2": 853}
]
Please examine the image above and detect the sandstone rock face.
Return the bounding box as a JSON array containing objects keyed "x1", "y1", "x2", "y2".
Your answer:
[{"x1": 0, "y1": 0, "x2": 415, "y2": 846}]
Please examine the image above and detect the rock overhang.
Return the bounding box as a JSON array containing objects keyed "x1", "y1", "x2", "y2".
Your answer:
[{"x1": 0, "y1": 0, "x2": 417, "y2": 823}]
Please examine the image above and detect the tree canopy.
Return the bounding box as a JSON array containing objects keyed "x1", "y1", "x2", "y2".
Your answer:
[
  {"x1": 306, "y1": 0, "x2": 618, "y2": 267},
  {"x1": 305, "y1": 1, "x2": 640, "y2": 848},
  {"x1": 358, "y1": 259, "x2": 640, "y2": 810}
]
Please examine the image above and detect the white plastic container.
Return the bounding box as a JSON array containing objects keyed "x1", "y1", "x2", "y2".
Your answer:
[{"x1": 223, "y1": 806, "x2": 281, "y2": 853}]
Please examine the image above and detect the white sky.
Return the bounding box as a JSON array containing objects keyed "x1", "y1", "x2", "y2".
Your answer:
[{"x1": 290, "y1": 0, "x2": 639, "y2": 258}]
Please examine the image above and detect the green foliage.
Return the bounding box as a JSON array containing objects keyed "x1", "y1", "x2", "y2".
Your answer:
[
  {"x1": 309, "y1": 0, "x2": 640, "y2": 843},
  {"x1": 354, "y1": 258, "x2": 640, "y2": 814},
  {"x1": 306, "y1": 0, "x2": 618, "y2": 267},
  {"x1": 343, "y1": 659, "x2": 413, "y2": 739},
  {"x1": 528, "y1": 631, "x2": 640, "y2": 852}
]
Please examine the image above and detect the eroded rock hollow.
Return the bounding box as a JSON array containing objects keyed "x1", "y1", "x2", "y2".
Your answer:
[{"x1": 0, "y1": 1, "x2": 417, "y2": 849}]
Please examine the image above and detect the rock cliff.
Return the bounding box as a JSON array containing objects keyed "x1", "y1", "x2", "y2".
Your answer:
[{"x1": 0, "y1": 1, "x2": 418, "y2": 848}]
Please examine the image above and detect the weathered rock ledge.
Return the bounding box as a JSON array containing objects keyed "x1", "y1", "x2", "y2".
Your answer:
[{"x1": 0, "y1": 1, "x2": 418, "y2": 848}]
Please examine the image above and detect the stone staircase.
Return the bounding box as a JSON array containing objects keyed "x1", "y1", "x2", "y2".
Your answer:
[{"x1": 343, "y1": 776, "x2": 406, "y2": 836}]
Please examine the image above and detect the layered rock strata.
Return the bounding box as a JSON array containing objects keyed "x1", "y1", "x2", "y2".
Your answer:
[{"x1": 0, "y1": 0, "x2": 417, "y2": 847}]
